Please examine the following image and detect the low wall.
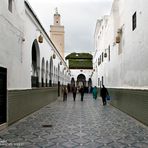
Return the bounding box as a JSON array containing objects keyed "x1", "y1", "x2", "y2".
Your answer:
[
  {"x1": 8, "y1": 87, "x2": 58, "y2": 125},
  {"x1": 109, "y1": 88, "x2": 148, "y2": 126}
]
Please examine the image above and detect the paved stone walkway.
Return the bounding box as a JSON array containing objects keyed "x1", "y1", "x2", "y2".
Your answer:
[{"x1": 0, "y1": 93, "x2": 148, "y2": 148}]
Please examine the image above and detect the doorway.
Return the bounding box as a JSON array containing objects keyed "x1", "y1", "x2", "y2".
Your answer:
[
  {"x1": 0, "y1": 67, "x2": 7, "y2": 124},
  {"x1": 31, "y1": 39, "x2": 40, "y2": 87}
]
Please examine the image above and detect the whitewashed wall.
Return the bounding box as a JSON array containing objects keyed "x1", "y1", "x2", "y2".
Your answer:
[
  {"x1": 93, "y1": 0, "x2": 148, "y2": 90},
  {"x1": 0, "y1": 0, "x2": 26, "y2": 90},
  {"x1": 0, "y1": 0, "x2": 70, "y2": 90}
]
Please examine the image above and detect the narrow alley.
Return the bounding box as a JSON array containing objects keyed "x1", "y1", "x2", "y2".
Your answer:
[{"x1": 0, "y1": 93, "x2": 148, "y2": 148}]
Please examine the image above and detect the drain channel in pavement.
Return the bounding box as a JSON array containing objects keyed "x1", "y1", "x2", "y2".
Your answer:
[{"x1": 42, "y1": 125, "x2": 53, "y2": 128}]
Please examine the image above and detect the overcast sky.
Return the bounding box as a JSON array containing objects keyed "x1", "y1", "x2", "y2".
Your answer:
[{"x1": 28, "y1": 0, "x2": 113, "y2": 53}]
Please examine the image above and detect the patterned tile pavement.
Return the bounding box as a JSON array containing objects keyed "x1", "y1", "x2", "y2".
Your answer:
[{"x1": 0, "y1": 93, "x2": 148, "y2": 148}]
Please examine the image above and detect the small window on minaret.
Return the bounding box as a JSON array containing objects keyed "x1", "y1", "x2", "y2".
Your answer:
[
  {"x1": 56, "y1": 21, "x2": 58, "y2": 23},
  {"x1": 8, "y1": 0, "x2": 13, "y2": 12}
]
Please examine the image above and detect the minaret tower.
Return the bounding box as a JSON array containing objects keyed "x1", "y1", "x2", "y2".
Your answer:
[{"x1": 50, "y1": 8, "x2": 65, "y2": 58}]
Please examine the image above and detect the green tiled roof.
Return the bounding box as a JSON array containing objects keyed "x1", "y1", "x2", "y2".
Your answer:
[
  {"x1": 66, "y1": 52, "x2": 93, "y2": 69},
  {"x1": 65, "y1": 52, "x2": 92, "y2": 59},
  {"x1": 69, "y1": 59, "x2": 93, "y2": 69}
]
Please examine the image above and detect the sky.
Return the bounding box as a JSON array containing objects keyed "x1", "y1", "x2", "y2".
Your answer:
[{"x1": 28, "y1": 0, "x2": 113, "y2": 53}]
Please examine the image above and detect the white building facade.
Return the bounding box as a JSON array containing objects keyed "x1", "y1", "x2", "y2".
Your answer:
[
  {"x1": 93, "y1": 0, "x2": 148, "y2": 89},
  {"x1": 93, "y1": 0, "x2": 148, "y2": 126},
  {"x1": 0, "y1": 0, "x2": 70, "y2": 128},
  {"x1": 70, "y1": 69, "x2": 92, "y2": 87}
]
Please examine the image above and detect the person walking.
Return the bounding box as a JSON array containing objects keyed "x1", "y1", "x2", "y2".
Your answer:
[
  {"x1": 62, "y1": 86, "x2": 67, "y2": 101},
  {"x1": 100, "y1": 85, "x2": 109, "y2": 105},
  {"x1": 72, "y1": 85, "x2": 77, "y2": 101},
  {"x1": 67, "y1": 84, "x2": 70, "y2": 93},
  {"x1": 80, "y1": 86, "x2": 85, "y2": 101},
  {"x1": 92, "y1": 86, "x2": 98, "y2": 100}
]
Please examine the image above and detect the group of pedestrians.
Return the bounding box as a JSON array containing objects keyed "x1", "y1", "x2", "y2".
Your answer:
[
  {"x1": 72, "y1": 85, "x2": 85, "y2": 101},
  {"x1": 61, "y1": 84, "x2": 109, "y2": 105},
  {"x1": 62, "y1": 85, "x2": 85, "y2": 102},
  {"x1": 92, "y1": 85, "x2": 109, "y2": 105}
]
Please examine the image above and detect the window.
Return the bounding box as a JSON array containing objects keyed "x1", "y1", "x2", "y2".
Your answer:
[
  {"x1": 108, "y1": 45, "x2": 110, "y2": 61},
  {"x1": 132, "y1": 12, "x2": 137, "y2": 31},
  {"x1": 101, "y1": 76, "x2": 104, "y2": 86},
  {"x1": 98, "y1": 78, "x2": 100, "y2": 87},
  {"x1": 102, "y1": 53, "x2": 104, "y2": 62},
  {"x1": 98, "y1": 58, "x2": 101, "y2": 66},
  {"x1": 8, "y1": 0, "x2": 13, "y2": 12}
]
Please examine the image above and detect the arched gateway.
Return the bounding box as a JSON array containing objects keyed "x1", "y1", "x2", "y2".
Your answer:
[
  {"x1": 77, "y1": 74, "x2": 86, "y2": 87},
  {"x1": 31, "y1": 39, "x2": 40, "y2": 87}
]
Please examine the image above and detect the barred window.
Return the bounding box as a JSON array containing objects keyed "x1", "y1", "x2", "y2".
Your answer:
[
  {"x1": 98, "y1": 78, "x2": 100, "y2": 87},
  {"x1": 132, "y1": 12, "x2": 137, "y2": 31},
  {"x1": 8, "y1": 0, "x2": 13, "y2": 12},
  {"x1": 102, "y1": 53, "x2": 104, "y2": 62}
]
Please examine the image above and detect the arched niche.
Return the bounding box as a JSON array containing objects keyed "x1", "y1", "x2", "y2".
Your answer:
[
  {"x1": 41, "y1": 57, "x2": 45, "y2": 87},
  {"x1": 31, "y1": 39, "x2": 40, "y2": 87},
  {"x1": 49, "y1": 57, "x2": 53, "y2": 87},
  {"x1": 46, "y1": 60, "x2": 48, "y2": 87}
]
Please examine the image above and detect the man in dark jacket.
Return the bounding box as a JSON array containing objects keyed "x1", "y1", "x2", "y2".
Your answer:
[
  {"x1": 80, "y1": 86, "x2": 85, "y2": 101},
  {"x1": 72, "y1": 85, "x2": 77, "y2": 101},
  {"x1": 100, "y1": 85, "x2": 109, "y2": 105}
]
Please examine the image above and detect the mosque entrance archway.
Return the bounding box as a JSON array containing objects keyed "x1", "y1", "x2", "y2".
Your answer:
[{"x1": 77, "y1": 74, "x2": 86, "y2": 87}]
